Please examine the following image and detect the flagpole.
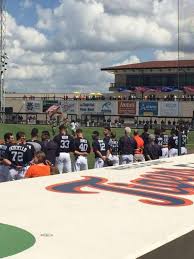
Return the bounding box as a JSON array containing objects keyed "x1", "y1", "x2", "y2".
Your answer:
[{"x1": 177, "y1": 0, "x2": 180, "y2": 91}]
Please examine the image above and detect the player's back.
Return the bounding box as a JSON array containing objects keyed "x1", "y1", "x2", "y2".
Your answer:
[
  {"x1": 53, "y1": 134, "x2": 74, "y2": 153},
  {"x1": 74, "y1": 137, "x2": 91, "y2": 154},
  {"x1": 92, "y1": 139, "x2": 107, "y2": 157},
  {"x1": 6, "y1": 143, "x2": 32, "y2": 166}
]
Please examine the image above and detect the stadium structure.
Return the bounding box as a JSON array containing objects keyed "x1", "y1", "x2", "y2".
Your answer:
[{"x1": 101, "y1": 60, "x2": 194, "y2": 93}]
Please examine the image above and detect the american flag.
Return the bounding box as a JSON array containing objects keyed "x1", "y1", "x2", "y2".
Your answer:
[{"x1": 46, "y1": 105, "x2": 60, "y2": 113}]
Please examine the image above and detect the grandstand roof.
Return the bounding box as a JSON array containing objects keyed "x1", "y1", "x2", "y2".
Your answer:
[{"x1": 101, "y1": 60, "x2": 194, "y2": 71}]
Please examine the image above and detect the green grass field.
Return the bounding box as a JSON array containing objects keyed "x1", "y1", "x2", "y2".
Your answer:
[{"x1": 0, "y1": 123, "x2": 194, "y2": 169}]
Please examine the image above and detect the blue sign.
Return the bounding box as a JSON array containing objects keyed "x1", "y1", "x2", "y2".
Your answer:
[{"x1": 139, "y1": 101, "x2": 158, "y2": 116}]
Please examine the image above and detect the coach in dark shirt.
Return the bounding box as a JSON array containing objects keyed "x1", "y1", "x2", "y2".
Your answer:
[
  {"x1": 41, "y1": 131, "x2": 58, "y2": 166},
  {"x1": 141, "y1": 124, "x2": 150, "y2": 146},
  {"x1": 144, "y1": 134, "x2": 162, "y2": 161}
]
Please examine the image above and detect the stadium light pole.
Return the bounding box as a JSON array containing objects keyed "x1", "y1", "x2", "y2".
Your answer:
[
  {"x1": 177, "y1": 0, "x2": 180, "y2": 91},
  {"x1": 0, "y1": 0, "x2": 7, "y2": 122}
]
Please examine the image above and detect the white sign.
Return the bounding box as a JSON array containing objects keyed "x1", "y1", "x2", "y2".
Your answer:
[
  {"x1": 96, "y1": 101, "x2": 116, "y2": 114},
  {"x1": 159, "y1": 101, "x2": 179, "y2": 116},
  {"x1": 79, "y1": 101, "x2": 96, "y2": 113},
  {"x1": 25, "y1": 100, "x2": 42, "y2": 113},
  {"x1": 59, "y1": 100, "x2": 77, "y2": 113}
]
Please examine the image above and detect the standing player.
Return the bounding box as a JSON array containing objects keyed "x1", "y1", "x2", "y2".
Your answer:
[
  {"x1": 53, "y1": 124, "x2": 75, "y2": 173},
  {"x1": 0, "y1": 132, "x2": 14, "y2": 182},
  {"x1": 168, "y1": 128, "x2": 178, "y2": 157},
  {"x1": 107, "y1": 132, "x2": 120, "y2": 166},
  {"x1": 74, "y1": 129, "x2": 91, "y2": 171},
  {"x1": 119, "y1": 127, "x2": 137, "y2": 164},
  {"x1": 27, "y1": 128, "x2": 42, "y2": 152},
  {"x1": 179, "y1": 125, "x2": 188, "y2": 155},
  {"x1": 4, "y1": 132, "x2": 33, "y2": 180},
  {"x1": 92, "y1": 131, "x2": 108, "y2": 168},
  {"x1": 160, "y1": 127, "x2": 169, "y2": 158},
  {"x1": 103, "y1": 127, "x2": 111, "y2": 146}
]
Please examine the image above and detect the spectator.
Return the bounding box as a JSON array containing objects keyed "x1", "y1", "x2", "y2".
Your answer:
[{"x1": 25, "y1": 151, "x2": 51, "y2": 178}]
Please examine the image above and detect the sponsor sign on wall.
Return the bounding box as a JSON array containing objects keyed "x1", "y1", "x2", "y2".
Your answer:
[
  {"x1": 96, "y1": 101, "x2": 116, "y2": 114},
  {"x1": 139, "y1": 101, "x2": 158, "y2": 116},
  {"x1": 25, "y1": 100, "x2": 42, "y2": 113},
  {"x1": 159, "y1": 102, "x2": 179, "y2": 116},
  {"x1": 59, "y1": 100, "x2": 77, "y2": 113},
  {"x1": 118, "y1": 101, "x2": 136, "y2": 115},
  {"x1": 79, "y1": 101, "x2": 96, "y2": 113}
]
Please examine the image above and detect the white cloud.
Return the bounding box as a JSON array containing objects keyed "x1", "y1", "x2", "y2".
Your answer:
[
  {"x1": 4, "y1": 0, "x2": 194, "y2": 92},
  {"x1": 113, "y1": 55, "x2": 141, "y2": 66},
  {"x1": 154, "y1": 50, "x2": 194, "y2": 61}
]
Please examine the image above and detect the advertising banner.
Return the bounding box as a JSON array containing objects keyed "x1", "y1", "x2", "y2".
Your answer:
[
  {"x1": 59, "y1": 100, "x2": 77, "y2": 114},
  {"x1": 139, "y1": 101, "x2": 158, "y2": 116},
  {"x1": 118, "y1": 101, "x2": 136, "y2": 115},
  {"x1": 25, "y1": 100, "x2": 42, "y2": 113},
  {"x1": 96, "y1": 101, "x2": 116, "y2": 114},
  {"x1": 79, "y1": 101, "x2": 96, "y2": 113},
  {"x1": 159, "y1": 102, "x2": 179, "y2": 116}
]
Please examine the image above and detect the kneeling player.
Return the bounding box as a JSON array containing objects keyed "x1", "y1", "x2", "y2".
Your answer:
[{"x1": 74, "y1": 129, "x2": 91, "y2": 171}]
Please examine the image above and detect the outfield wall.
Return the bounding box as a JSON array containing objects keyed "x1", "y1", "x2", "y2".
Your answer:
[
  {"x1": 6, "y1": 98, "x2": 194, "y2": 118},
  {"x1": 1, "y1": 155, "x2": 194, "y2": 258}
]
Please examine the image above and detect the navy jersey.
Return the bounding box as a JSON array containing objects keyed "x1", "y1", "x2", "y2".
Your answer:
[
  {"x1": 0, "y1": 143, "x2": 7, "y2": 161},
  {"x1": 144, "y1": 143, "x2": 162, "y2": 160},
  {"x1": 108, "y1": 139, "x2": 119, "y2": 156},
  {"x1": 92, "y1": 139, "x2": 108, "y2": 158},
  {"x1": 53, "y1": 134, "x2": 75, "y2": 153},
  {"x1": 103, "y1": 136, "x2": 111, "y2": 146},
  {"x1": 161, "y1": 134, "x2": 169, "y2": 146},
  {"x1": 119, "y1": 136, "x2": 137, "y2": 155},
  {"x1": 141, "y1": 132, "x2": 149, "y2": 146},
  {"x1": 155, "y1": 135, "x2": 163, "y2": 146},
  {"x1": 41, "y1": 140, "x2": 58, "y2": 165},
  {"x1": 181, "y1": 133, "x2": 187, "y2": 147},
  {"x1": 168, "y1": 136, "x2": 178, "y2": 149},
  {"x1": 74, "y1": 138, "x2": 91, "y2": 155},
  {"x1": 5, "y1": 143, "x2": 32, "y2": 167},
  {"x1": 26, "y1": 142, "x2": 35, "y2": 161}
]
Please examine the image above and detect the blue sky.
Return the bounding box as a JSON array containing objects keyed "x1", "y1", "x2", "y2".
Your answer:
[
  {"x1": 4, "y1": 0, "x2": 194, "y2": 93},
  {"x1": 7, "y1": 0, "x2": 59, "y2": 27}
]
